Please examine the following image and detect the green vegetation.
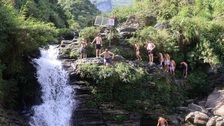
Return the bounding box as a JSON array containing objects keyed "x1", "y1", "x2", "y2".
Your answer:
[
  {"x1": 15, "y1": 0, "x2": 100, "y2": 29},
  {"x1": 77, "y1": 0, "x2": 224, "y2": 121},
  {"x1": 0, "y1": 0, "x2": 224, "y2": 124},
  {"x1": 79, "y1": 63, "x2": 183, "y2": 115},
  {"x1": 0, "y1": 0, "x2": 100, "y2": 109},
  {"x1": 0, "y1": 1, "x2": 57, "y2": 109}
]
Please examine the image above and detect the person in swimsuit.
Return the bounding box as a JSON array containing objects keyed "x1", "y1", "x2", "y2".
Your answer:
[
  {"x1": 180, "y1": 61, "x2": 188, "y2": 77},
  {"x1": 169, "y1": 59, "x2": 176, "y2": 75},
  {"x1": 157, "y1": 116, "x2": 168, "y2": 126},
  {"x1": 80, "y1": 39, "x2": 87, "y2": 59},
  {"x1": 91, "y1": 33, "x2": 103, "y2": 57},
  {"x1": 100, "y1": 48, "x2": 115, "y2": 67},
  {"x1": 146, "y1": 40, "x2": 156, "y2": 64},
  {"x1": 158, "y1": 52, "x2": 164, "y2": 66},
  {"x1": 164, "y1": 53, "x2": 170, "y2": 71},
  {"x1": 134, "y1": 42, "x2": 142, "y2": 60}
]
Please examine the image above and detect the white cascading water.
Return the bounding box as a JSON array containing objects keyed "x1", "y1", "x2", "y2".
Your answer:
[{"x1": 30, "y1": 45, "x2": 75, "y2": 126}]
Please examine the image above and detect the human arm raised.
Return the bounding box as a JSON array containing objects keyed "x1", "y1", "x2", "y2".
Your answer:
[{"x1": 91, "y1": 37, "x2": 96, "y2": 45}]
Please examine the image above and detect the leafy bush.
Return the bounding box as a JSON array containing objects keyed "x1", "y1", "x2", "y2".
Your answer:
[
  {"x1": 79, "y1": 26, "x2": 100, "y2": 41},
  {"x1": 0, "y1": 1, "x2": 57, "y2": 108},
  {"x1": 183, "y1": 70, "x2": 212, "y2": 98},
  {"x1": 79, "y1": 62, "x2": 183, "y2": 113}
]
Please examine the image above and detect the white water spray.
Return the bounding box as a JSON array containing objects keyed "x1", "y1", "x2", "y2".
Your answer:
[{"x1": 30, "y1": 45, "x2": 75, "y2": 126}]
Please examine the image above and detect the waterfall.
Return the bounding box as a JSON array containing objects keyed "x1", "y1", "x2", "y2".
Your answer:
[{"x1": 30, "y1": 45, "x2": 75, "y2": 126}]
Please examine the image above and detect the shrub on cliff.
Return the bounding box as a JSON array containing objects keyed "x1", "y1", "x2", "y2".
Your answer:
[{"x1": 79, "y1": 62, "x2": 183, "y2": 114}]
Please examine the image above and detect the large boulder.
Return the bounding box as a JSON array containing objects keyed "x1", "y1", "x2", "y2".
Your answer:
[
  {"x1": 194, "y1": 111, "x2": 209, "y2": 125},
  {"x1": 215, "y1": 117, "x2": 224, "y2": 126},
  {"x1": 206, "y1": 116, "x2": 217, "y2": 126},
  {"x1": 205, "y1": 88, "x2": 224, "y2": 116},
  {"x1": 117, "y1": 14, "x2": 157, "y2": 38},
  {"x1": 185, "y1": 111, "x2": 209, "y2": 125}
]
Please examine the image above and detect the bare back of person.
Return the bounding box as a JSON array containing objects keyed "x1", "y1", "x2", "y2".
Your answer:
[
  {"x1": 135, "y1": 43, "x2": 140, "y2": 51},
  {"x1": 158, "y1": 52, "x2": 164, "y2": 65},
  {"x1": 180, "y1": 61, "x2": 188, "y2": 77},
  {"x1": 157, "y1": 117, "x2": 168, "y2": 126},
  {"x1": 134, "y1": 43, "x2": 142, "y2": 60}
]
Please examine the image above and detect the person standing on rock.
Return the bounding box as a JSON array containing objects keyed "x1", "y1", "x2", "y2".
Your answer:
[
  {"x1": 80, "y1": 39, "x2": 87, "y2": 59},
  {"x1": 158, "y1": 52, "x2": 164, "y2": 66},
  {"x1": 91, "y1": 33, "x2": 103, "y2": 58},
  {"x1": 134, "y1": 42, "x2": 142, "y2": 61},
  {"x1": 180, "y1": 61, "x2": 188, "y2": 78},
  {"x1": 157, "y1": 116, "x2": 168, "y2": 126},
  {"x1": 169, "y1": 59, "x2": 176, "y2": 75},
  {"x1": 164, "y1": 53, "x2": 170, "y2": 72},
  {"x1": 100, "y1": 48, "x2": 114, "y2": 67},
  {"x1": 146, "y1": 40, "x2": 156, "y2": 65}
]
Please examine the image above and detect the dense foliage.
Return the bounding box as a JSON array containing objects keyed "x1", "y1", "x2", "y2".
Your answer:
[
  {"x1": 0, "y1": 1, "x2": 57, "y2": 109},
  {"x1": 15, "y1": 0, "x2": 100, "y2": 29},
  {"x1": 79, "y1": 63, "x2": 183, "y2": 114},
  {"x1": 75, "y1": 0, "x2": 224, "y2": 120},
  {"x1": 0, "y1": 0, "x2": 224, "y2": 124},
  {"x1": 111, "y1": 0, "x2": 224, "y2": 69},
  {"x1": 0, "y1": 0, "x2": 100, "y2": 109},
  {"x1": 110, "y1": 0, "x2": 224, "y2": 95}
]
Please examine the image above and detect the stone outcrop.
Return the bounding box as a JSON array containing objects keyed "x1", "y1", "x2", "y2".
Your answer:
[
  {"x1": 59, "y1": 38, "x2": 177, "y2": 125},
  {"x1": 205, "y1": 88, "x2": 224, "y2": 117},
  {"x1": 173, "y1": 87, "x2": 224, "y2": 126},
  {"x1": 59, "y1": 37, "x2": 224, "y2": 126},
  {"x1": 116, "y1": 14, "x2": 157, "y2": 38}
]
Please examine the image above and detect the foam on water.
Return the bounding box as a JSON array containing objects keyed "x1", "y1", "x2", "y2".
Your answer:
[{"x1": 30, "y1": 45, "x2": 75, "y2": 126}]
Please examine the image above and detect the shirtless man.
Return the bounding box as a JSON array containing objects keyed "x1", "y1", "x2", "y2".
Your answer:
[
  {"x1": 146, "y1": 40, "x2": 156, "y2": 64},
  {"x1": 80, "y1": 39, "x2": 87, "y2": 59},
  {"x1": 164, "y1": 53, "x2": 170, "y2": 71},
  {"x1": 169, "y1": 59, "x2": 176, "y2": 75},
  {"x1": 180, "y1": 61, "x2": 188, "y2": 77},
  {"x1": 100, "y1": 49, "x2": 115, "y2": 66},
  {"x1": 91, "y1": 33, "x2": 103, "y2": 57},
  {"x1": 157, "y1": 116, "x2": 168, "y2": 126},
  {"x1": 134, "y1": 42, "x2": 142, "y2": 60}
]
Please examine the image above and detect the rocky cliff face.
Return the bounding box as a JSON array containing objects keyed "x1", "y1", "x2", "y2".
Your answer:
[
  {"x1": 182, "y1": 86, "x2": 224, "y2": 126},
  {"x1": 59, "y1": 37, "x2": 224, "y2": 126}
]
